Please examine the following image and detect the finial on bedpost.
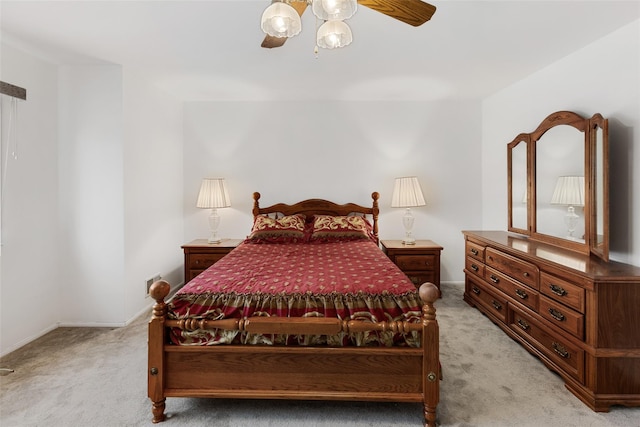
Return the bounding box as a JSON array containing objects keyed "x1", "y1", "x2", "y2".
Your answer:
[
  {"x1": 149, "y1": 280, "x2": 171, "y2": 319},
  {"x1": 253, "y1": 192, "x2": 261, "y2": 217},
  {"x1": 419, "y1": 282, "x2": 439, "y2": 319}
]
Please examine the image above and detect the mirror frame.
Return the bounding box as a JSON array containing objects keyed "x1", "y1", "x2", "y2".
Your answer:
[{"x1": 507, "y1": 111, "x2": 609, "y2": 261}]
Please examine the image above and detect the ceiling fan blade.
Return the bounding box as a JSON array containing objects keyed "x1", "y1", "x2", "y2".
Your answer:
[
  {"x1": 261, "y1": 0, "x2": 309, "y2": 49},
  {"x1": 358, "y1": 0, "x2": 436, "y2": 27}
]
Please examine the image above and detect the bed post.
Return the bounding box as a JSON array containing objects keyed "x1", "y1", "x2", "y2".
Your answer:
[
  {"x1": 148, "y1": 280, "x2": 171, "y2": 423},
  {"x1": 419, "y1": 282, "x2": 440, "y2": 427},
  {"x1": 371, "y1": 191, "x2": 379, "y2": 242},
  {"x1": 252, "y1": 192, "x2": 261, "y2": 217}
]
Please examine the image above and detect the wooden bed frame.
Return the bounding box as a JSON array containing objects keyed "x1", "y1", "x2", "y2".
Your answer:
[{"x1": 148, "y1": 192, "x2": 441, "y2": 426}]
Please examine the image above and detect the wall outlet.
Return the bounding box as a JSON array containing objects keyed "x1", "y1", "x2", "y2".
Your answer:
[{"x1": 146, "y1": 273, "x2": 162, "y2": 296}]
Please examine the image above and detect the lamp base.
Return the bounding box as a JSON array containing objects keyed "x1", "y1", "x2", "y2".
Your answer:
[
  {"x1": 207, "y1": 236, "x2": 222, "y2": 244},
  {"x1": 402, "y1": 237, "x2": 416, "y2": 245}
]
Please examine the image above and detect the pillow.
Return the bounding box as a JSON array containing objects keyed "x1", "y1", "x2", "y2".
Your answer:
[
  {"x1": 246, "y1": 214, "x2": 307, "y2": 243},
  {"x1": 310, "y1": 215, "x2": 372, "y2": 242}
]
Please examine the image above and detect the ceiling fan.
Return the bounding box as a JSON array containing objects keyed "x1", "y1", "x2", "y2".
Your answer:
[{"x1": 261, "y1": 0, "x2": 437, "y2": 49}]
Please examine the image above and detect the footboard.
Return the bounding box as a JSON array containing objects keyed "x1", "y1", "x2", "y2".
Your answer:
[{"x1": 148, "y1": 281, "x2": 440, "y2": 426}]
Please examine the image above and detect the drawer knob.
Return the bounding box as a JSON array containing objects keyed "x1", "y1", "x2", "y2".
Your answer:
[
  {"x1": 549, "y1": 284, "x2": 567, "y2": 296},
  {"x1": 490, "y1": 275, "x2": 499, "y2": 284},
  {"x1": 471, "y1": 248, "x2": 479, "y2": 256},
  {"x1": 515, "y1": 289, "x2": 528, "y2": 299},
  {"x1": 548, "y1": 308, "x2": 566, "y2": 322},
  {"x1": 492, "y1": 300, "x2": 502, "y2": 310},
  {"x1": 552, "y1": 342, "x2": 570, "y2": 359},
  {"x1": 517, "y1": 318, "x2": 530, "y2": 331},
  {"x1": 523, "y1": 272, "x2": 530, "y2": 277},
  {"x1": 472, "y1": 286, "x2": 481, "y2": 295},
  {"x1": 470, "y1": 264, "x2": 479, "y2": 272}
]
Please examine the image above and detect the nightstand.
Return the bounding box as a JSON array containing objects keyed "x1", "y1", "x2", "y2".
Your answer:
[
  {"x1": 381, "y1": 239, "x2": 443, "y2": 292},
  {"x1": 181, "y1": 238, "x2": 243, "y2": 283}
]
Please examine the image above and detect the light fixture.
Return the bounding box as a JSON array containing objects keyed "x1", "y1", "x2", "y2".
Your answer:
[
  {"x1": 312, "y1": 0, "x2": 357, "y2": 21},
  {"x1": 196, "y1": 178, "x2": 231, "y2": 244},
  {"x1": 261, "y1": 1, "x2": 302, "y2": 38},
  {"x1": 316, "y1": 20, "x2": 353, "y2": 49},
  {"x1": 260, "y1": 0, "x2": 356, "y2": 50},
  {"x1": 391, "y1": 176, "x2": 426, "y2": 245},
  {"x1": 550, "y1": 176, "x2": 585, "y2": 239}
]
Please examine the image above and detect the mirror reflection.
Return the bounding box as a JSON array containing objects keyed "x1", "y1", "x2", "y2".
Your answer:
[
  {"x1": 510, "y1": 140, "x2": 528, "y2": 231},
  {"x1": 536, "y1": 125, "x2": 585, "y2": 241}
]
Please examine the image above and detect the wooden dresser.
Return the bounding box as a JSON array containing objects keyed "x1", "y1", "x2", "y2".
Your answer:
[
  {"x1": 462, "y1": 230, "x2": 640, "y2": 411},
  {"x1": 182, "y1": 239, "x2": 243, "y2": 283}
]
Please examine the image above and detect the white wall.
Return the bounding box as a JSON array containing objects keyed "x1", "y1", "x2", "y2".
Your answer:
[
  {"x1": 0, "y1": 43, "x2": 60, "y2": 354},
  {"x1": 482, "y1": 20, "x2": 640, "y2": 266},
  {"x1": 182, "y1": 100, "x2": 483, "y2": 283},
  {"x1": 1, "y1": 45, "x2": 184, "y2": 355},
  {"x1": 122, "y1": 66, "x2": 183, "y2": 317},
  {"x1": 58, "y1": 65, "x2": 126, "y2": 325}
]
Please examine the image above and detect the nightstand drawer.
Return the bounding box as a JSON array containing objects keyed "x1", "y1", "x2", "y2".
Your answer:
[
  {"x1": 182, "y1": 239, "x2": 243, "y2": 284},
  {"x1": 190, "y1": 253, "x2": 226, "y2": 268},
  {"x1": 395, "y1": 254, "x2": 436, "y2": 271},
  {"x1": 405, "y1": 272, "x2": 436, "y2": 288}
]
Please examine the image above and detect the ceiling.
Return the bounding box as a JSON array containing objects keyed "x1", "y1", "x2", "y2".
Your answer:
[{"x1": 1, "y1": 1, "x2": 639, "y2": 102}]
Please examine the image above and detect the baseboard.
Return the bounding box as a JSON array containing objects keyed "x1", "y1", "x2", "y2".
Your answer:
[{"x1": 0, "y1": 323, "x2": 59, "y2": 358}]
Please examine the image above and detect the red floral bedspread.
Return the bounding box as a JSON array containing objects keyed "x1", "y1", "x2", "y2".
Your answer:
[{"x1": 168, "y1": 239, "x2": 423, "y2": 347}]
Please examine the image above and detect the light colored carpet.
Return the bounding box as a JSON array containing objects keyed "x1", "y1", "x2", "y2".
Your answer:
[{"x1": 1, "y1": 282, "x2": 638, "y2": 427}]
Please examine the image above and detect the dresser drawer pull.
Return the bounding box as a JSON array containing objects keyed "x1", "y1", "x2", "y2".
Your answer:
[
  {"x1": 549, "y1": 284, "x2": 567, "y2": 296},
  {"x1": 523, "y1": 272, "x2": 530, "y2": 277},
  {"x1": 548, "y1": 308, "x2": 566, "y2": 322},
  {"x1": 552, "y1": 342, "x2": 570, "y2": 359},
  {"x1": 470, "y1": 264, "x2": 479, "y2": 272},
  {"x1": 470, "y1": 248, "x2": 479, "y2": 256},
  {"x1": 517, "y1": 319, "x2": 530, "y2": 331},
  {"x1": 515, "y1": 289, "x2": 528, "y2": 299},
  {"x1": 492, "y1": 300, "x2": 502, "y2": 310},
  {"x1": 472, "y1": 286, "x2": 481, "y2": 295},
  {"x1": 489, "y1": 275, "x2": 499, "y2": 284}
]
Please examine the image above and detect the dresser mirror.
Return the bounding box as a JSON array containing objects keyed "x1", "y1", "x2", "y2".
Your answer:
[{"x1": 507, "y1": 111, "x2": 609, "y2": 261}]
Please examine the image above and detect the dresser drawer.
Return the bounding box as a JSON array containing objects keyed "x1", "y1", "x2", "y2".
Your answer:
[
  {"x1": 395, "y1": 254, "x2": 436, "y2": 272},
  {"x1": 485, "y1": 247, "x2": 539, "y2": 290},
  {"x1": 509, "y1": 305, "x2": 584, "y2": 382},
  {"x1": 467, "y1": 277, "x2": 508, "y2": 323},
  {"x1": 485, "y1": 266, "x2": 539, "y2": 312},
  {"x1": 466, "y1": 241, "x2": 485, "y2": 262},
  {"x1": 539, "y1": 295, "x2": 584, "y2": 340},
  {"x1": 465, "y1": 257, "x2": 485, "y2": 278},
  {"x1": 540, "y1": 272, "x2": 585, "y2": 313}
]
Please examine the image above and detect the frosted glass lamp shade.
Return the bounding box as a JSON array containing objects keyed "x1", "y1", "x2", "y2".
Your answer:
[
  {"x1": 316, "y1": 21, "x2": 353, "y2": 49},
  {"x1": 261, "y1": 2, "x2": 302, "y2": 38},
  {"x1": 312, "y1": 0, "x2": 357, "y2": 20}
]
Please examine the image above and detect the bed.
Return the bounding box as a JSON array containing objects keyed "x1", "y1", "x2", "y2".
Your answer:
[{"x1": 148, "y1": 192, "x2": 440, "y2": 426}]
